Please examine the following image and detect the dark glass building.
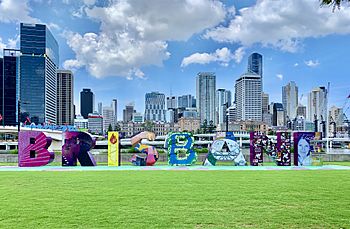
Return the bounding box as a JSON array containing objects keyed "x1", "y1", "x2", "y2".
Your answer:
[
  {"x1": 20, "y1": 23, "x2": 59, "y2": 124},
  {"x1": 248, "y1": 53, "x2": 263, "y2": 77},
  {"x1": 80, "y1": 89, "x2": 94, "y2": 119},
  {"x1": 0, "y1": 49, "x2": 20, "y2": 126}
]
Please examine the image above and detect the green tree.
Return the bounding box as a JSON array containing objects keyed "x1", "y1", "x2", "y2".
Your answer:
[
  {"x1": 200, "y1": 119, "x2": 208, "y2": 133},
  {"x1": 321, "y1": 0, "x2": 350, "y2": 9},
  {"x1": 208, "y1": 120, "x2": 216, "y2": 133},
  {"x1": 142, "y1": 121, "x2": 154, "y2": 131},
  {"x1": 114, "y1": 123, "x2": 121, "y2": 131},
  {"x1": 108, "y1": 124, "x2": 113, "y2": 132}
]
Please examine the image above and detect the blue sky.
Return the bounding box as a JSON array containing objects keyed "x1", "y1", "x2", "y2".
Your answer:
[{"x1": 0, "y1": 0, "x2": 349, "y2": 120}]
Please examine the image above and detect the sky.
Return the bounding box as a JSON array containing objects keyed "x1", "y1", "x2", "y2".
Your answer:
[{"x1": 0, "y1": 0, "x2": 350, "y2": 120}]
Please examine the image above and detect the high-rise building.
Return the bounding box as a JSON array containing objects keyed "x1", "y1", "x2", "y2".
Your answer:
[
  {"x1": 20, "y1": 23, "x2": 59, "y2": 124},
  {"x1": 248, "y1": 53, "x2": 263, "y2": 77},
  {"x1": 56, "y1": 70, "x2": 74, "y2": 125},
  {"x1": 144, "y1": 92, "x2": 166, "y2": 122},
  {"x1": 282, "y1": 81, "x2": 298, "y2": 120},
  {"x1": 178, "y1": 95, "x2": 196, "y2": 109},
  {"x1": 97, "y1": 102, "x2": 102, "y2": 115},
  {"x1": 196, "y1": 72, "x2": 216, "y2": 124},
  {"x1": 102, "y1": 106, "x2": 114, "y2": 133},
  {"x1": 74, "y1": 115, "x2": 88, "y2": 130},
  {"x1": 297, "y1": 105, "x2": 307, "y2": 118},
  {"x1": 216, "y1": 89, "x2": 231, "y2": 125},
  {"x1": 235, "y1": 73, "x2": 262, "y2": 121},
  {"x1": 329, "y1": 106, "x2": 344, "y2": 135},
  {"x1": 88, "y1": 112, "x2": 103, "y2": 135},
  {"x1": 111, "y1": 99, "x2": 117, "y2": 124},
  {"x1": 132, "y1": 112, "x2": 143, "y2": 123},
  {"x1": 307, "y1": 87, "x2": 328, "y2": 134},
  {"x1": 123, "y1": 103, "x2": 135, "y2": 122},
  {"x1": 167, "y1": 96, "x2": 177, "y2": 109},
  {"x1": 227, "y1": 105, "x2": 236, "y2": 122},
  {"x1": 273, "y1": 103, "x2": 285, "y2": 127},
  {"x1": 262, "y1": 92, "x2": 269, "y2": 115},
  {"x1": 80, "y1": 88, "x2": 94, "y2": 119},
  {"x1": 0, "y1": 49, "x2": 20, "y2": 126}
]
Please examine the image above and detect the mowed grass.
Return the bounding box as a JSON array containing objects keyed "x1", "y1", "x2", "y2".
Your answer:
[{"x1": 0, "y1": 171, "x2": 349, "y2": 228}]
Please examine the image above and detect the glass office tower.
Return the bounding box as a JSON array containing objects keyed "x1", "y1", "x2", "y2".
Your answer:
[
  {"x1": 248, "y1": 53, "x2": 263, "y2": 77},
  {"x1": 20, "y1": 23, "x2": 59, "y2": 124},
  {"x1": 0, "y1": 49, "x2": 20, "y2": 126}
]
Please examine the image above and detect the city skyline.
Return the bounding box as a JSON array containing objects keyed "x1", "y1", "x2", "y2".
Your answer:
[{"x1": 0, "y1": 0, "x2": 349, "y2": 120}]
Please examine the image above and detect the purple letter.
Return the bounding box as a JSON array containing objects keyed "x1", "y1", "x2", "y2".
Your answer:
[
  {"x1": 18, "y1": 131, "x2": 55, "y2": 167},
  {"x1": 62, "y1": 132, "x2": 96, "y2": 166}
]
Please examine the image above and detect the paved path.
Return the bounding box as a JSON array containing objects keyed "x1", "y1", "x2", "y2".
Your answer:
[{"x1": 0, "y1": 165, "x2": 349, "y2": 172}]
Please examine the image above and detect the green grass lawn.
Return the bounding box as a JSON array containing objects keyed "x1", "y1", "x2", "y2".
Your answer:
[{"x1": 0, "y1": 170, "x2": 349, "y2": 228}]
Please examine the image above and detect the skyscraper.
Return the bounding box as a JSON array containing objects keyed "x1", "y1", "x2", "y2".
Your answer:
[
  {"x1": 216, "y1": 89, "x2": 231, "y2": 125},
  {"x1": 297, "y1": 105, "x2": 307, "y2": 118},
  {"x1": 80, "y1": 88, "x2": 94, "y2": 119},
  {"x1": 56, "y1": 70, "x2": 74, "y2": 125},
  {"x1": 196, "y1": 72, "x2": 216, "y2": 124},
  {"x1": 103, "y1": 106, "x2": 114, "y2": 133},
  {"x1": 0, "y1": 49, "x2": 20, "y2": 126},
  {"x1": 123, "y1": 103, "x2": 135, "y2": 122},
  {"x1": 273, "y1": 103, "x2": 285, "y2": 127},
  {"x1": 307, "y1": 87, "x2": 328, "y2": 122},
  {"x1": 111, "y1": 99, "x2": 117, "y2": 124},
  {"x1": 97, "y1": 102, "x2": 102, "y2": 115},
  {"x1": 262, "y1": 92, "x2": 269, "y2": 115},
  {"x1": 235, "y1": 73, "x2": 262, "y2": 121},
  {"x1": 178, "y1": 95, "x2": 196, "y2": 109},
  {"x1": 167, "y1": 96, "x2": 177, "y2": 109},
  {"x1": 248, "y1": 53, "x2": 263, "y2": 77},
  {"x1": 308, "y1": 87, "x2": 328, "y2": 134},
  {"x1": 144, "y1": 92, "x2": 166, "y2": 122},
  {"x1": 20, "y1": 23, "x2": 59, "y2": 124},
  {"x1": 282, "y1": 81, "x2": 299, "y2": 120}
]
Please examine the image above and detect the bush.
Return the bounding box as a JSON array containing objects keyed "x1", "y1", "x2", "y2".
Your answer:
[
  {"x1": 195, "y1": 148, "x2": 209, "y2": 154},
  {"x1": 9, "y1": 149, "x2": 18, "y2": 154}
]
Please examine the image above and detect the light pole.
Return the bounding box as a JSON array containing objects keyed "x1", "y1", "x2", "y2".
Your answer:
[{"x1": 17, "y1": 100, "x2": 21, "y2": 133}]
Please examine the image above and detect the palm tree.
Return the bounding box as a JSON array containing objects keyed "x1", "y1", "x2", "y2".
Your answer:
[{"x1": 321, "y1": 0, "x2": 350, "y2": 9}]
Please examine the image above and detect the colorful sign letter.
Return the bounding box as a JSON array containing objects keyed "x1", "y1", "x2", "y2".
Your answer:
[
  {"x1": 276, "y1": 132, "x2": 291, "y2": 166},
  {"x1": 204, "y1": 132, "x2": 245, "y2": 166},
  {"x1": 293, "y1": 132, "x2": 321, "y2": 166},
  {"x1": 167, "y1": 132, "x2": 196, "y2": 166},
  {"x1": 62, "y1": 132, "x2": 96, "y2": 166},
  {"x1": 108, "y1": 132, "x2": 119, "y2": 166},
  {"x1": 18, "y1": 131, "x2": 55, "y2": 167},
  {"x1": 130, "y1": 132, "x2": 159, "y2": 166},
  {"x1": 250, "y1": 132, "x2": 265, "y2": 166}
]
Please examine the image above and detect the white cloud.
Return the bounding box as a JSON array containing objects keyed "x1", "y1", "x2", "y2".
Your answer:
[
  {"x1": 233, "y1": 47, "x2": 245, "y2": 64},
  {"x1": 83, "y1": 0, "x2": 96, "y2": 6},
  {"x1": 65, "y1": 0, "x2": 226, "y2": 79},
  {"x1": 304, "y1": 60, "x2": 320, "y2": 67},
  {"x1": 276, "y1": 74, "x2": 283, "y2": 80},
  {"x1": 181, "y1": 47, "x2": 245, "y2": 67},
  {"x1": 0, "y1": 0, "x2": 38, "y2": 23},
  {"x1": 47, "y1": 23, "x2": 61, "y2": 31},
  {"x1": 0, "y1": 35, "x2": 19, "y2": 56},
  {"x1": 294, "y1": 63, "x2": 299, "y2": 67},
  {"x1": 205, "y1": 0, "x2": 350, "y2": 52}
]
